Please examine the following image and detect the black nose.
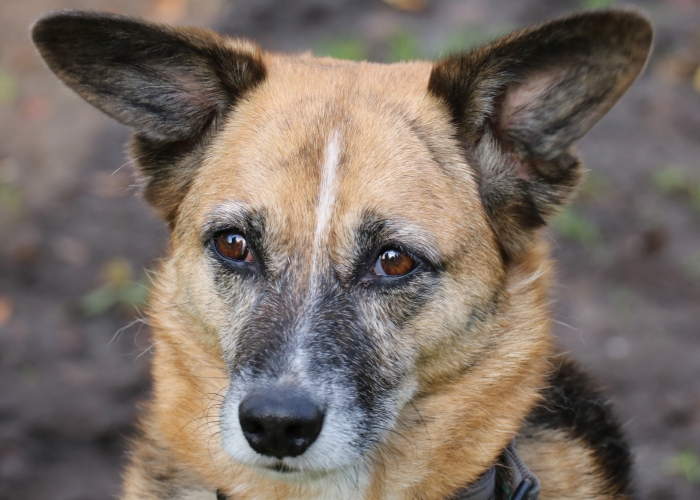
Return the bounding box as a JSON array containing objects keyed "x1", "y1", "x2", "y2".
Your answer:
[{"x1": 238, "y1": 386, "x2": 324, "y2": 459}]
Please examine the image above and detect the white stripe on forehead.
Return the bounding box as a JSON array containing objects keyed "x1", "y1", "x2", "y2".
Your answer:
[
  {"x1": 288, "y1": 130, "x2": 341, "y2": 372},
  {"x1": 311, "y1": 129, "x2": 341, "y2": 272}
]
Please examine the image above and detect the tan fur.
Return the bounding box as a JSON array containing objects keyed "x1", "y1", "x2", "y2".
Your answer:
[
  {"x1": 518, "y1": 428, "x2": 616, "y2": 500},
  {"x1": 30, "y1": 10, "x2": 650, "y2": 500},
  {"x1": 116, "y1": 57, "x2": 553, "y2": 499}
]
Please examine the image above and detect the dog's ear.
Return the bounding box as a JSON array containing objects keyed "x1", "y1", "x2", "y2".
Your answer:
[
  {"x1": 32, "y1": 11, "x2": 266, "y2": 223},
  {"x1": 429, "y1": 10, "x2": 652, "y2": 261}
]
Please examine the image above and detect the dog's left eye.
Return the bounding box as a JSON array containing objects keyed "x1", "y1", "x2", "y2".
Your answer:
[
  {"x1": 214, "y1": 231, "x2": 254, "y2": 263},
  {"x1": 372, "y1": 248, "x2": 416, "y2": 277}
]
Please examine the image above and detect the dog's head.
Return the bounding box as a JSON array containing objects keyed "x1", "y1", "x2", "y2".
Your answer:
[{"x1": 32, "y1": 9, "x2": 651, "y2": 492}]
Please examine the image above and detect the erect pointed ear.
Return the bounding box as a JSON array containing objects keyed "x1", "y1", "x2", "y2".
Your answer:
[
  {"x1": 428, "y1": 9, "x2": 652, "y2": 261},
  {"x1": 32, "y1": 10, "x2": 266, "y2": 223}
]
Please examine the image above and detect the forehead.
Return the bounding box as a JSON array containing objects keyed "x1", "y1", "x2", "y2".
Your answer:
[{"x1": 185, "y1": 54, "x2": 488, "y2": 255}]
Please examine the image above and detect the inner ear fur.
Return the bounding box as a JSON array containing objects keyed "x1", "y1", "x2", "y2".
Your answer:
[
  {"x1": 32, "y1": 10, "x2": 266, "y2": 224},
  {"x1": 428, "y1": 9, "x2": 653, "y2": 261}
]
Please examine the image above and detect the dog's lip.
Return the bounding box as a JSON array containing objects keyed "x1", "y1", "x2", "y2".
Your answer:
[
  {"x1": 266, "y1": 462, "x2": 298, "y2": 474},
  {"x1": 256, "y1": 462, "x2": 334, "y2": 480}
]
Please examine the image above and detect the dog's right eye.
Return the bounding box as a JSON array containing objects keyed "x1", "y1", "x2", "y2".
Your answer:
[
  {"x1": 372, "y1": 248, "x2": 416, "y2": 277},
  {"x1": 214, "y1": 231, "x2": 253, "y2": 263}
]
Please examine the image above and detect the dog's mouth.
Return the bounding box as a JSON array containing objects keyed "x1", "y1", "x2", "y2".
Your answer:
[
  {"x1": 254, "y1": 461, "x2": 337, "y2": 482},
  {"x1": 266, "y1": 462, "x2": 298, "y2": 474}
]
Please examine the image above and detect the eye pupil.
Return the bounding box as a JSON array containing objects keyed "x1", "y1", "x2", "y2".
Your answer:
[
  {"x1": 379, "y1": 249, "x2": 414, "y2": 276},
  {"x1": 215, "y1": 232, "x2": 251, "y2": 262}
]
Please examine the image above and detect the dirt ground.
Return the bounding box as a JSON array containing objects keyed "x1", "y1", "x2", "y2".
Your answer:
[{"x1": 0, "y1": 0, "x2": 699, "y2": 498}]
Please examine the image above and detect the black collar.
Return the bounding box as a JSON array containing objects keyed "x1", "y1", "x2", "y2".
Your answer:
[
  {"x1": 217, "y1": 439, "x2": 539, "y2": 500},
  {"x1": 451, "y1": 439, "x2": 540, "y2": 500}
]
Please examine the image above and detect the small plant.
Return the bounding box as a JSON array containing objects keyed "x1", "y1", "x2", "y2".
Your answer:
[
  {"x1": 665, "y1": 450, "x2": 700, "y2": 484},
  {"x1": 580, "y1": 0, "x2": 617, "y2": 9},
  {"x1": 437, "y1": 25, "x2": 512, "y2": 57},
  {"x1": 652, "y1": 166, "x2": 688, "y2": 194},
  {"x1": 315, "y1": 38, "x2": 367, "y2": 61},
  {"x1": 553, "y1": 207, "x2": 600, "y2": 245},
  {"x1": 389, "y1": 30, "x2": 421, "y2": 61},
  {"x1": 651, "y1": 165, "x2": 700, "y2": 211},
  {"x1": 75, "y1": 257, "x2": 149, "y2": 317},
  {"x1": 0, "y1": 182, "x2": 22, "y2": 213},
  {"x1": 0, "y1": 70, "x2": 18, "y2": 105},
  {"x1": 579, "y1": 170, "x2": 610, "y2": 199}
]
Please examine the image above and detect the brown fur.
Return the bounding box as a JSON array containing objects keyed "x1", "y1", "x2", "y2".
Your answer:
[
  {"x1": 31, "y1": 8, "x2": 652, "y2": 500},
  {"x1": 518, "y1": 429, "x2": 613, "y2": 499}
]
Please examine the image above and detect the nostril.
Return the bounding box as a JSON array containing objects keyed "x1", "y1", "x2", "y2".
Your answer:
[
  {"x1": 238, "y1": 385, "x2": 324, "y2": 459},
  {"x1": 286, "y1": 424, "x2": 303, "y2": 440},
  {"x1": 240, "y1": 417, "x2": 264, "y2": 437}
]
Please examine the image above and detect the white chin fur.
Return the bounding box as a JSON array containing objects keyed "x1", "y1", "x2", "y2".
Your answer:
[
  {"x1": 254, "y1": 463, "x2": 371, "y2": 500},
  {"x1": 221, "y1": 408, "x2": 371, "y2": 500},
  {"x1": 220, "y1": 388, "x2": 367, "y2": 474}
]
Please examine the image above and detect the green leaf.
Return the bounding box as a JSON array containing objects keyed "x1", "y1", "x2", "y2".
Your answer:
[
  {"x1": 0, "y1": 183, "x2": 23, "y2": 213},
  {"x1": 651, "y1": 165, "x2": 700, "y2": 212},
  {"x1": 316, "y1": 38, "x2": 367, "y2": 61},
  {"x1": 580, "y1": 0, "x2": 617, "y2": 9},
  {"x1": 389, "y1": 30, "x2": 421, "y2": 62},
  {"x1": 75, "y1": 285, "x2": 119, "y2": 317},
  {"x1": 651, "y1": 166, "x2": 688, "y2": 195},
  {"x1": 0, "y1": 71, "x2": 18, "y2": 105},
  {"x1": 436, "y1": 24, "x2": 512, "y2": 57},
  {"x1": 553, "y1": 207, "x2": 600, "y2": 245},
  {"x1": 666, "y1": 451, "x2": 700, "y2": 484},
  {"x1": 74, "y1": 257, "x2": 150, "y2": 317},
  {"x1": 119, "y1": 282, "x2": 150, "y2": 310},
  {"x1": 579, "y1": 171, "x2": 609, "y2": 199}
]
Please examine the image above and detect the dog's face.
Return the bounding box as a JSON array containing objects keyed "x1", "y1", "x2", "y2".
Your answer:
[
  {"x1": 173, "y1": 61, "x2": 503, "y2": 475},
  {"x1": 32, "y1": 8, "x2": 652, "y2": 491}
]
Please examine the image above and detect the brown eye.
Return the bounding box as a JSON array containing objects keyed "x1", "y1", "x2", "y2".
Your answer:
[
  {"x1": 215, "y1": 231, "x2": 253, "y2": 263},
  {"x1": 374, "y1": 248, "x2": 415, "y2": 277}
]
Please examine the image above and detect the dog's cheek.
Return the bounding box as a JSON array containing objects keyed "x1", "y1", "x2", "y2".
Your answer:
[
  {"x1": 358, "y1": 272, "x2": 441, "y2": 351},
  {"x1": 408, "y1": 285, "x2": 496, "y2": 386},
  {"x1": 373, "y1": 258, "x2": 505, "y2": 388},
  {"x1": 351, "y1": 278, "x2": 435, "y2": 411},
  {"x1": 170, "y1": 242, "x2": 259, "y2": 351}
]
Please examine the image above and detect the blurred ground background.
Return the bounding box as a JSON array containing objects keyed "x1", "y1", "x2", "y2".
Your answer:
[{"x1": 0, "y1": 0, "x2": 699, "y2": 498}]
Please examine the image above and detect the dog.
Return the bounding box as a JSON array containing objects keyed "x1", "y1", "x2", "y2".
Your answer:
[{"x1": 32, "y1": 8, "x2": 652, "y2": 500}]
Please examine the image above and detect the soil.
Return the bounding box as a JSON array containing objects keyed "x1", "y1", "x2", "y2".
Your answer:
[{"x1": 0, "y1": 0, "x2": 699, "y2": 499}]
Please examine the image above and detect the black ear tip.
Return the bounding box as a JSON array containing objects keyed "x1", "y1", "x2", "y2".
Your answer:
[
  {"x1": 31, "y1": 10, "x2": 131, "y2": 49},
  {"x1": 604, "y1": 8, "x2": 655, "y2": 62},
  {"x1": 604, "y1": 8, "x2": 654, "y2": 38},
  {"x1": 548, "y1": 8, "x2": 653, "y2": 65},
  {"x1": 31, "y1": 11, "x2": 71, "y2": 60},
  {"x1": 32, "y1": 10, "x2": 89, "y2": 49},
  {"x1": 578, "y1": 7, "x2": 654, "y2": 44},
  {"x1": 31, "y1": 11, "x2": 60, "y2": 47}
]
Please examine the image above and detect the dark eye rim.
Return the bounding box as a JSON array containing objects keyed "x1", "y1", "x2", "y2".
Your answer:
[
  {"x1": 361, "y1": 245, "x2": 424, "y2": 284},
  {"x1": 210, "y1": 229, "x2": 257, "y2": 268}
]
